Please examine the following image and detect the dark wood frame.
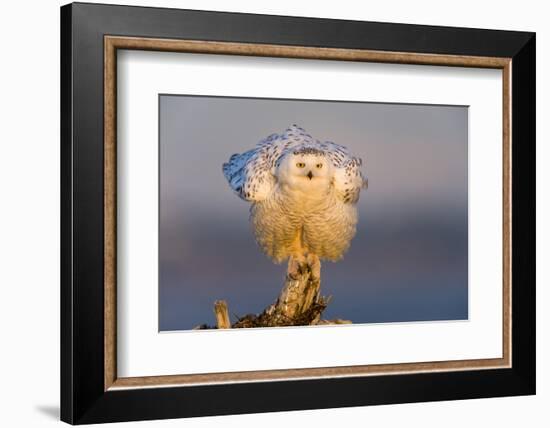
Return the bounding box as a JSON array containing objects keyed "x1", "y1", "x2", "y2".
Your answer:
[{"x1": 61, "y1": 2, "x2": 536, "y2": 424}]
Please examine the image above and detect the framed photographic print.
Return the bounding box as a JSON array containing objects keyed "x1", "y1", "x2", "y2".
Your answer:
[{"x1": 60, "y1": 2, "x2": 536, "y2": 424}]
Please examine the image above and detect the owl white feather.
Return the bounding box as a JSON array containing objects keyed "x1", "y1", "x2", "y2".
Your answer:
[{"x1": 223, "y1": 124, "x2": 368, "y2": 279}]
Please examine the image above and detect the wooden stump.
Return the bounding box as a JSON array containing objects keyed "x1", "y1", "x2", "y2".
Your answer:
[
  {"x1": 198, "y1": 263, "x2": 351, "y2": 329},
  {"x1": 213, "y1": 300, "x2": 231, "y2": 329}
]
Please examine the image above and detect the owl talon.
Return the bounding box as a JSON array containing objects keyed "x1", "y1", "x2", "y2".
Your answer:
[
  {"x1": 287, "y1": 256, "x2": 306, "y2": 279},
  {"x1": 307, "y1": 254, "x2": 321, "y2": 281}
]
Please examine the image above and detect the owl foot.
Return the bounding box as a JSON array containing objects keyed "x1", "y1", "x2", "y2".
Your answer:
[
  {"x1": 306, "y1": 253, "x2": 321, "y2": 281},
  {"x1": 287, "y1": 255, "x2": 307, "y2": 280}
]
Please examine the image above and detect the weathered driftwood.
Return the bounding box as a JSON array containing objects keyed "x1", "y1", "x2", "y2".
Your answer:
[
  {"x1": 213, "y1": 300, "x2": 231, "y2": 329},
  {"x1": 196, "y1": 262, "x2": 351, "y2": 329}
]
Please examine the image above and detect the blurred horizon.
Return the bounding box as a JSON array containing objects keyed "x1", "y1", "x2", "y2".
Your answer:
[{"x1": 159, "y1": 95, "x2": 468, "y2": 331}]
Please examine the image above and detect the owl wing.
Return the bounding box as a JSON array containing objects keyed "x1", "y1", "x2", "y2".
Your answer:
[
  {"x1": 320, "y1": 141, "x2": 368, "y2": 204},
  {"x1": 223, "y1": 131, "x2": 299, "y2": 202}
]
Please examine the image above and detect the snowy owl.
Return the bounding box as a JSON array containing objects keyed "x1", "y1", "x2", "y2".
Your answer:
[{"x1": 222, "y1": 124, "x2": 368, "y2": 279}]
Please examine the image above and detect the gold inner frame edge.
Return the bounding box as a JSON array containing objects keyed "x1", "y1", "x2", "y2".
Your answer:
[{"x1": 104, "y1": 36, "x2": 512, "y2": 391}]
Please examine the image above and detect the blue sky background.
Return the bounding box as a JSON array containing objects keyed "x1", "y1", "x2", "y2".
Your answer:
[{"x1": 159, "y1": 95, "x2": 468, "y2": 331}]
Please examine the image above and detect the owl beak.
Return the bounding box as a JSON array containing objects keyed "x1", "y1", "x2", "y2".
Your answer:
[{"x1": 306, "y1": 171, "x2": 313, "y2": 180}]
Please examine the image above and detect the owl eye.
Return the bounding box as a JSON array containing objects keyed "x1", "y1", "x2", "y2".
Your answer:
[
  {"x1": 296, "y1": 162, "x2": 306, "y2": 168},
  {"x1": 316, "y1": 163, "x2": 323, "y2": 169}
]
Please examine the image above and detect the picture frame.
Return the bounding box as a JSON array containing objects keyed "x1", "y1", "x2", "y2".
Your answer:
[{"x1": 60, "y1": 2, "x2": 535, "y2": 424}]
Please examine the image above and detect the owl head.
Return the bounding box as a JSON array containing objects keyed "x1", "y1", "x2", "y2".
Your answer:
[{"x1": 276, "y1": 147, "x2": 333, "y2": 192}]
